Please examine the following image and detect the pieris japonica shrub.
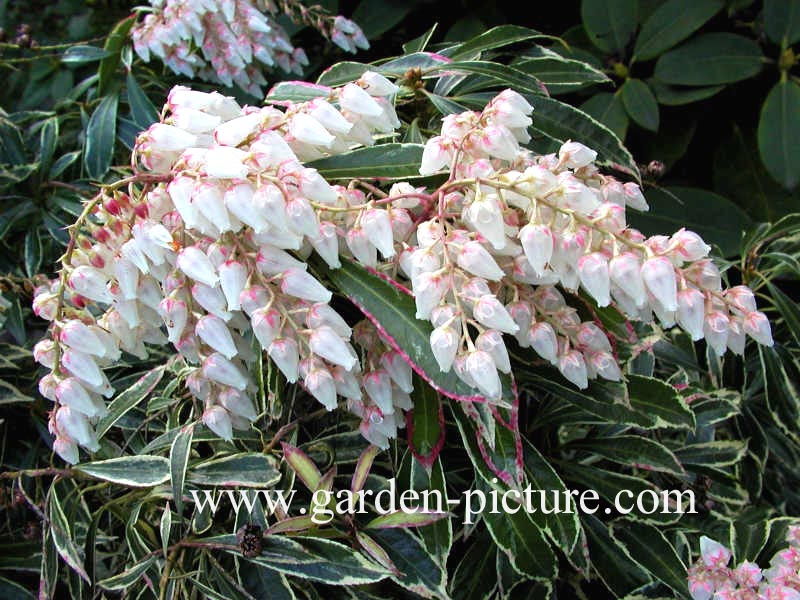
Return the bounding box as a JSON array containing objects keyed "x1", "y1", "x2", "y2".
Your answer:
[{"x1": 3, "y1": 9, "x2": 800, "y2": 600}]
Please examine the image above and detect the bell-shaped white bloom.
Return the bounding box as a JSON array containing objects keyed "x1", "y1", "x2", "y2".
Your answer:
[
  {"x1": 144, "y1": 123, "x2": 197, "y2": 151},
  {"x1": 576, "y1": 322, "x2": 612, "y2": 353},
  {"x1": 280, "y1": 268, "x2": 332, "y2": 303},
  {"x1": 473, "y1": 295, "x2": 519, "y2": 334},
  {"x1": 218, "y1": 260, "x2": 247, "y2": 311},
  {"x1": 54, "y1": 437, "x2": 80, "y2": 464},
  {"x1": 56, "y1": 406, "x2": 100, "y2": 451},
  {"x1": 114, "y1": 258, "x2": 140, "y2": 301},
  {"x1": 59, "y1": 320, "x2": 106, "y2": 357},
  {"x1": 203, "y1": 406, "x2": 233, "y2": 441},
  {"x1": 311, "y1": 221, "x2": 341, "y2": 269},
  {"x1": 669, "y1": 228, "x2": 711, "y2": 263},
  {"x1": 192, "y1": 283, "x2": 231, "y2": 321},
  {"x1": 34, "y1": 339, "x2": 57, "y2": 369},
  {"x1": 518, "y1": 224, "x2": 553, "y2": 276},
  {"x1": 586, "y1": 351, "x2": 621, "y2": 381},
  {"x1": 300, "y1": 167, "x2": 338, "y2": 204},
  {"x1": 346, "y1": 227, "x2": 377, "y2": 267},
  {"x1": 332, "y1": 365, "x2": 362, "y2": 400},
  {"x1": 62, "y1": 348, "x2": 104, "y2": 388},
  {"x1": 476, "y1": 329, "x2": 511, "y2": 374},
  {"x1": 457, "y1": 241, "x2": 505, "y2": 281},
  {"x1": 743, "y1": 311, "x2": 773, "y2": 346},
  {"x1": 677, "y1": 288, "x2": 706, "y2": 341},
  {"x1": 641, "y1": 256, "x2": 678, "y2": 312},
  {"x1": 268, "y1": 338, "x2": 300, "y2": 383},
  {"x1": 256, "y1": 245, "x2": 305, "y2": 276},
  {"x1": 609, "y1": 253, "x2": 647, "y2": 309},
  {"x1": 158, "y1": 297, "x2": 188, "y2": 344},
  {"x1": 225, "y1": 182, "x2": 269, "y2": 233},
  {"x1": 361, "y1": 208, "x2": 395, "y2": 258},
  {"x1": 203, "y1": 146, "x2": 249, "y2": 180},
  {"x1": 430, "y1": 325, "x2": 459, "y2": 372},
  {"x1": 413, "y1": 271, "x2": 448, "y2": 320},
  {"x1": 32, "y1": 292, "x2": 59, "y2": 321},
  {"x1": 307, "y1": 303, "x2": 351, "y2": 338},
  {"x1": 251, "y1": 307, "x2": 281, "y2": 349},
  {"x1": 177, "y1": 247, "x2": 219, "y2": 287},
  {"x1": 240, "y1": 286, "x2": 269, "y2": 317},
  {"x1": 419, "y1": 136, "x2": 451, "y2": 176},
  {"x1": 725, "y1": 286, "x2": 757, "y2": 314},
  {"x1": 213, "y1": 112, "x2": 264, "y2": 146},
  {"x1": 467, "y1": 194, "x2": 506, "y2": 250},
  {"x1": 559, "y1": 350, "x2": 589, "y2": 389},
  {"x1": 288, "y1": 113, "x2": 335, "y2": 147},
  {"x1": 578, "y1": 253, "x2": 611, "y2": 307},
  {"x1": 360, "y1": 71, "x2": 399, "y2": 96},
  {"x1": 380, "y1": 351, "x2": 413, "y2": 393},
  {"x1": 55, "y1": 378, "x2": 107, "y2": 419},
  {"x1": 69, "y1": 265, "x2": 112, "y2": 304},
  {"x1": 465, "y1": 350, "x2": 502, "y2": 400},
  {"x1": 285, "y1": 196, "x2": 320, "y2": 240},
  {"x1": 703, "y1": 311, "x2": 730, "y2": 356},
  {"x1": 559, "y1": 140, "x2": 597, "y2": 169},
  {"x1": 196, "y1": 315, "x2": 237, "y2": 359},
  {"x1": 309, "y1": 325, "x2": 358, "y2": 370},
  {"x1": 194, "y1": 181, "x2": 233, "y2": 232},
  {"x1": 220, "y1": 388, "x2": 257, "y2": 422},
  {"x1": 307, "y1": 100, "x2": 352, "y2": 135},
  {"x1": 202, "y1": 353, "x2": 249, "y2": 391},
  {"x1": 340, "y1": 83, "x2": 383, "y2": 117},
  {"x1": 529, "y1": 322, "x2": 558, "y2": 364},
  {"x1": 364, "y1": 370, "x2": 394, "y2": 415},
  {"x1": 623, "y1": 182, "x2": 649, "y2": 211},
  {"x1": 305, "y1": 368, "x2": 338, "y2": 410},
  {"x1": 171, "y1": 107, "x2": 221, "y2": 134}
]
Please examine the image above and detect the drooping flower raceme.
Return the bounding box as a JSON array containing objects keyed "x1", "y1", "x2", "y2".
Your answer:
[
  {"x1": 687, "y1": 530, "x2": 800, "y2": 599},
  {"x1": 34, "y1": 76, "x2": 772, "y2": 464},
  {"x1": 132, "y1": 0, "x2": 368, "y2": 96}
]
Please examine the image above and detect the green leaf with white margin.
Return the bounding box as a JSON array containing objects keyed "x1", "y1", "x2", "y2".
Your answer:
[
  {"x1": 38, "y1": 116, "x2": 59, "y2": 177},
  {"x1": 170, "y1": 424, "x2": 193, "y2": 516},
  {"x1": 61, "y1": 45, "x2": 110, "y2": 64},
  {"x1": 674, "y1": 440, "x2": 748, "y2": 467},
  {"x1": 627, "y1": 374, "x2": 695, "y2": 431},
  {"x1": 767, "y1": 282, "x2": 800, "y2": 348},
  {"x1": 583, "y1": 515, "x2": 649, "y2": 597},
  {"x1": 96, "y1": 365, "x2": 166, "y2": 437},
  {"x1": 0, "y1": 576, "x2": 34, "y2": 600},
  {"x1": 731, "y1": 520, "x2": 771, "y2": 563},
  {"x1": 76, "y1": 456, "x2": 169, "y2": 487},
  {"x1": 97, "y1": 556, "x2": 157, "y2": 590},
  {"x1": 654, "y1": 33, "x2": 763, "y2": 86},
  {"x1": 240, "y1": 563, "x2": 296, "y2": 600},
  {"x1": 764, "y1": 0, "x2": 800, "y2": 47},
  {"x1": 428, "y1": 60, "x2": 546, "y2": 96},
  {"x1": 630, "y1": 186, "x2": 751, "y2": 257},
  {"x1": 621, "y1": 78, "x2": 659, "y2": 131},
  {"x1": 580, "y1": 0, "x2": 638, "y2": 54},
  {"x1": 566, "y1": 435, "x2": 684, "y2": 476},
  {"x1": 632, "y1": 0, "x2": 723, "y2": 62},
  {"x1": 282, "y1": 443, "x2": 322, "y2": 491},
  {"x1": 514, "y1": 53, "x2": 609, "y2": 95},
  {"x1": 369, "y1": 528, "x2": 449, "y2": 599},
  {"x1": 611, "y1": 520, "x2": 690, "y2": 597},
  {"x1": 758, "y1": 80, "x2": 800, "y2": 191},
  {"x1": 188, "y1": 453, "x2": 280, "y2": 487},
  {"x1": 308, "y1": 143, "x2": 425, "y2": 180},
  {"x1": 98, "y1": 15, "x2": 136, "y2": 96},
  {"x1": 449, "y1": 541, "x2": 497, "y2": 600},
  {"x1": 267, "y1": 81, "x2": 331, "y2": 103},
  {"x1": 580, "y1": 92, "x2": 629, "y2": 140},
  {"x1": 443, "y1": 25, "x2": 548, "y2": 60},
  {"x1": 48, "y1": 486, "x2": 90, "y2": 582}
]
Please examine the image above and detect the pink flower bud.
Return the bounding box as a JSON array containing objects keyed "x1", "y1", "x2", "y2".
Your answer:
[
  {"x1": 196, "y1": 315, "x2": 237, "y2": 359},
  {"x1": 686, "y1": 259, "x2": 722, "y2": 291},
  {"x1": 578, "y1": 253, "x2": 611, "y2": 307},
  {"x1": 610, "y1": 253, "x2": 647, "y2": 309},
  {"x1": 268, "y1": 338, "x2": 300, "y2": 383},
  {"x1": 430, "y1": 325, "x2": 459, "y2": 372},
  {"x1": 677, "y1": 288, "x2": 706, "y2": 341},
  {"x1": 203, "y1": 406, "x2": 233, "y2": 441},
  {"x1": 364, "y1": 370, "x2": 394, "y2": 415},
  {"x1": 202, "y1": 353, "x2": 249, "y2": 391},
  {"x1": 419, "y1": 136, "x2": 451, "y2": 176},
  {"x1": 703, "y1": 311, "x2": 730, "y2": 356},
  {"x1": 240, "y1": 286, "x2": 269, "y2": 317},
  {"x1": 465, "y1": 350, "x2": 502, "y2": 400},
  {"x1": 476, "y1": 329, "x2": 511, "y2": 374},
  {"x1": 641, "y1": 256, "x2": 678, "y2": 312},
  {"x1": 380, "y1": 351, "x2": 413, "y2": 393},
  {"x1": 576, "y1": 322, "x2": 612, "y2": 353},
  {"x1": 360, "y1": 71, "x2": 398, "y2": 97},
  {"x1": 743, "y1": 311, "x2": 773, "y2": 347},
  {"x1": 217, "y1": 260, "x2": 247, "y2": 312},
  {"x1": 727, "y1": 318, "x2": 746, "y2": 356},
  {"x1": 33, "y1": 339, "x2": 56, "y2": 369},
  {"x1": 529, "y1": 322, "x2": 558, "y2": 364},
  {"x1": 361, "y1": 208, "x2": 395, "y2": 258},
  {"x1": 309, "y1": 325, "x2": 358, "y2": 370},
  {"x1": 59, "y1": 320, "x2": 106, "y2": 357},
  {"x1": 623, "y1": 182, "x2": 649, "y2": 211},
  {"x1": 32, "y1": 292, "x2": 59, "y2": 321},
  {"x1": 558, "y1": 350, "x2": 588, "y2": 389},
  {"x1": 305, "y1": 368, "x2": 338, "y2": 410},
  {"x1": 177, "y1": 247, "x2": 219, "y2": 288},
  {"x1": 280, "y1": 268, "x2": 332, "y2": 303},
  {"x1": 457, "y1": 240, "x2": 505, "y2": 281},
  {"x1": 480, "y1": 124, "x2": 519, "y2": 161},
  {"x1": 473, "y1": 295, "x2": 519, "y2": 334}
]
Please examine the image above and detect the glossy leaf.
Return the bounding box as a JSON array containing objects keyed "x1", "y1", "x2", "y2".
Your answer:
[
  {"x1": 758, "y1": 80, "x2": 800, "y2": 190},
  {"x1": 408, "y1": 374, "x2": 444, "y2": 469},
  {"x1": 764, "y1": 0, "x2": 800, "y2": 46},
  {"x1": 581, "y1": 0, "x2": 638, "y2": 54},
  {"x1": 189, "y1": 453, "x2": 280, "y2": 487},
  {"x1": 48, "y1": 487, "x2": 90, "y2": 583},
  {"x1": 308, "y1": 143, "x2": 425, "y2": 180},
  {"x1": 83, "y1": 94, "x2": 119, "y2": 180},
  {"x1": 125, "y1": 72, "x2": 159, "y2": 130},
  {"x1": 369, "y1": 528, "x2": 448, "y2": 599},
  {"x1": 579, "y1": 92, "x2": 629, "y2": 140},
  {"x1": 621, "y1": 78, "x2": 659, "y2": 131},
  {"x1": 267, "y1": 81, "x2": 331, "y2": 103},
  {"x1": 430, "y1": 60, "x2": 546, "y2": 96},
  {"x1": 98, "y1": 15, "x2": 136, "y2": 96},
  {"x1": 654, "y1": 33, "x2": 762, "y2": 86},
  {"x1": 633, "y1": 0, "x2": 723, "y2": 62},
  {"x1": 97, "y1": 556, "x2": 156, "y2": 590},
  {"x1": 627, "y1": 374, "x2": 695, "y2": 431},
  {"x1": 566, "y1": 435, "x2": 684, "y2": 476},
  {"x1": 649, "y1": 80, "x2": 724, "y2": 106},
  {"x1": 170, "y1": 424, "x2": 193, "y2": 516},
  {"x1": 76, "y1": 456, "x2": 170, "y2": 487},
  {"x1": 282, "y1": 442, "x2": 322, "y2": 491},
  {"x1": 514, "y1": 54, "x2": 609, "y2": 95},
  {"x1": 583, "y1": 515, "x2": 649, "y2": 597},
  {"x1": 38, "y1": 116, "x2": 59, "y2": 177},
  {"x1": 352, "y1": 444, "x2": 381, "y2": 494},
  {"x1": 674, "y1": 441, "x2": 748, "y2": 467},
  {"x1": 61, "y1": 45, "x2": 110, "y2": 64},
  {"x1": 444, "y1": 25, "x2": 546, "y2": 59},
  {"x1": 96, "y1": 365, "x2": 166, "y2": 437}
]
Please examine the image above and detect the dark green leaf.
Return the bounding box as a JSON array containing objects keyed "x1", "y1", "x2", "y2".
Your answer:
[
  {"x1": 308, "y1": 143, "x2": 424, "y2": 179},
  {"x1": 514, "y1": 54, "x2": 609, "y2": 95},
  {"x1": 97, "y1": 556, "x2": 157, "y2": 590},
  {"x1": 430, "y1": 60, "x2": 545, "y2": 96},
  {"x1": 98, "y1": 15, "x2": 136, "y2": 96},
  {"x1": 188, "y1": 453, "x2": 281, "y2": 488},
  {"x1": 654, "y1": 33, "x2": 763, "y2": 86},
  {"x1": 631, "y1": 186, "x2": 751, "y2": 257},
  {"x1": 764, "y1": 0, "x2": 800, "y2": 46},
  {"x1": 444, "y1": 25, "x2": 546, "y2": 60},
  {"x1": 403, "y1": 24, "x2": 438, "y2": 54},
  {"x1": 48, "y1": 487, "x2": 90, "y2": 582},
  {"x1": 38, "y1": 116, "x2": 59, "y2": 177},
  {"x1": 627, "y1": 374, "x2": 695, "y2": 431},
  {"x1": 267, "y1": 81, "x2": 331, "y2": 103},
  {"x1": 62, "y1": 45, "x2": 110, "y2": 64},
  {"x1": 76, "y1": 456, "x2": 170, "y2": 487},
  {"x1": 0, "y1": 576, "x2": 34, "y2": 600},
  {"x1": 633, "y1": 0, "x2": 723, "y2": 62},
  {"x1": 758, "y1": 80, "x2": 800, "y2": 190},
  {"x1": 49, "y1": 150, "x2": 81, "y2": 179},
  {"x1": 567, "y1": 435, "x2": 684, "y2": 476},
  {"x1": 84, "y1": 94, "x2": 119, "y2": 180},
  {"x1": 583, "y1": 515, "x2": 649, "y2": 597},
  {"x1": 621, "y1": 78, "x2": 659, "y2": 131},
  {"x1": 126, "y1": 72, "x2": 159, "y2": 130},
  {"x1": 580, "y1": 92, "x2": 629, "y2": 140},
  {"x1": 450, "y1": 541, "x2": 496, "y2": 600},
  {"x1": 409, "y1": 375, "x2": 444, "y2": 468},
  {"x1": 23, "y1": 228, "x2": 41, "y2": 278},
  {"x1": 674, "y1": 440, "x2": 747, "y2": 466},
  {"x1": 767, "y1": 282, "x2": 800, "y2": 348},
  {"x1": 350, "y1": 0, "x2": 413, "y2": 38},
  {"x1": 369, "y1": 528, "x2": 448, "y2": 598},
  {"x1": 581, "y1": 0, "x2": 638, "y2": 53},
  {"x1": 649, "y1": 80, "x2": 724, "y2": 105},
  {"x1": 732, "y1": 520, "x2": 770, "y2": 563}
]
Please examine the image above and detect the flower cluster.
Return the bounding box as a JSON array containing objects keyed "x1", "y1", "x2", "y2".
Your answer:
[
  {"x1": 132, "y1": 0, "x2": 368, "y2": 96},
  {"x1": 403, "y1": 91, "x2": 773, "y2": 396},
  {"x1": 688, "y1": 531, "x2": 800, "y2": 599},
  {"x1": 33, "y1": 74, "x2": 773, "y2": 464},
  {"x1": 33, "y1": 73, "x2": 401, "y2": 463}
]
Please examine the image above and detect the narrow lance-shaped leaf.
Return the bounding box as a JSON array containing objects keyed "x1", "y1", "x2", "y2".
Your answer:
[
  {"x1": 170, "y1": 424, "x2": 193, "y2": 516},
  {"x1": 76, "y1": 456, "x2": 170, "y2": 487},
  {"x1": 352, "y1": 444, "x2": 381, "y2": 494},
  {"x1": 281, "y1": 442, "x2": 322, "y2": 491},
  {"x1": 408, "y1": 374, "x2": 445, "y2": 470},
  {"x1": 84, "y1": 94, "x2": 119, "y2": 180}
]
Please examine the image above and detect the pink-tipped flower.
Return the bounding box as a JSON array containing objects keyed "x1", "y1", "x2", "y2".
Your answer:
[
  {"x1": 559, "y1": 140, "x2": 597, "y2": 169},
  {"x1": 251, "y1": 307, "x2": 281, "y2": 349},
  {"x1": 586, "y1": 351, "x2": 621, "y2": 381},
  {"x1": 55, "y1": 377, "x2": 107, "y2": 418},
  {"x1": 280, "y1": 268, "x2": 332, "y2": 303},
  {"x1": 192, "y1": 283, "x2": 231, "y2": 321},
  {"x1": 68, "y1": 265, "x2": 112, "y2": 304},
  {"x1": 305, "y1": 368, "x2": 338, "y2": 410},
  {"x1": 62, "y1": 348, "x2": 104, "y2": 388},
  {"x1": 347, "y1": 227, "x2": 377, "y2": 267},
  {"x1": 364, "y1": 370, "x2": 394, "y2": 415},
  {"x1": 578, "y1": 253, "x2": 611, "y2": 307},
  {"x1": 610, "y1": 253, "x2": 647, "y2": 309},
  {"x1": 286, "y1": 197, "x2": 320, "y2": 239},
  {"x1": 32, "y1": 292, "x2": 59, "y2": 321},
  {"x1": 288, "y1": 112, "x2": 335, "y2": 147},
  {"x1": 703, "y1": 311, "x2": 730, "y2": 356},
  {"x1": 55, "y1": 406, "x2": 99, "y2": 451},
  {"x1": 641, "y1": 256, "x2": 678, "y2": 312},
  {"x1": 623, "y1": 182, "x2": 649, "y2": 211},
  {"x1": 529, "y1": 322, "x2": 558, "y2": 364},
  {"x1": 467, "y1": 195, "x2": 506, "y2": 250},
  {"x1": 202, "y1": 353, "x2": 249, "y2": 390},
  {"x1": 361, "y1": 208, "x2": 395, "y2": 258},
  {"x1": 53, "y1": 437, "x2": 79, "y2": 465},
  {"x1": 177, "y1": 247, "x2": 219, "y2": 288},
  {"x1": 558, "y1": 350, "x2": 588, "y2": 389},
  {"x1": 465, "y1": 350, "x2": 502, "y2": 400},
  {"x1": 203, "y1": 406, "x2": 233, "y2": 441},
  {"x1": 473, "y1": 295, "x2": 519, "y2": 334},
  {"x1": 669, "y1": 228, "x2": 710, "y2": 263},
  {"x1": 33, "y1": 339, "x2": 57, "y2": 369},
  {"x1": 311, "y1": 221, "x2": 341, "y2": 269},
  {"x1": 419, "y1": 136, "x2": 451, "y2": 176},
  {"x1": 726, "y1": 286, "x2": 757, "y2": 314},
  {"x1": 268, "y1": 338, "x2": 300, "y2": 383},
  {"x1": 380, "y1": 351, "x2": 413, "y2": 393},
  {"x1": 518, "y1": 224, "x2": 554, "y2": 276},
  {"x1": 225, "y1": 182, "x2": 269, "y2": 233},
  {"x1": 196, "y1": 315, "x2": 238, "y2": 359},
  {"x1": 457, "y1": 240, "x2": 505, "y2": 281},
  {"x1": 476, "y1": 329, "x2": 511, "y2": 373},
  {"x1": 218, "y1": 260, "x2": 247, "y2": 311},
  {"x1": 309, "y1": 325, "x2": 358, "y2": 370},
  {"x1": 413, "y1": 271, "x2": 448, "y2": 320},
  {"x1": 700, "y1": 536, "x2": 731, "y2": 568},
  {"x1": 430, "y1": 325, "x2": 459, "y2": 372},
  {"x1": 256, "y1": 245, "x2": 306, "y2": 276},
  {"x1": 332, "y1": 365, "x2": 362, "y2": 400},
  {"x1": 677, "y1": 288, "x2": 706, "y2": 341},
  {"x1": 340, "y1": 83, "x2": 383, "y2": 117},
  {"x1": 59, "y1": 319, "x2": 106, "y2": 357},
  {"x1": 743, "y1": 311, "x2": 773, "y2": 346}
]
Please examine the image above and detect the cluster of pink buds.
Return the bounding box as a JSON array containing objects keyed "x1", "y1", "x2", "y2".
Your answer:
[
  {"x1": 688, "y1": 529, "x2": 800, "y2": 600},
  {"x1": 402, "y1": 91, "x2": 773, "y2": 394},
  {"x1": 33, "y1": 73, "x2": 401, "y2": 463},
  {"x1": 131, "y1": 0, "x2": 367, "y2": 96}
]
